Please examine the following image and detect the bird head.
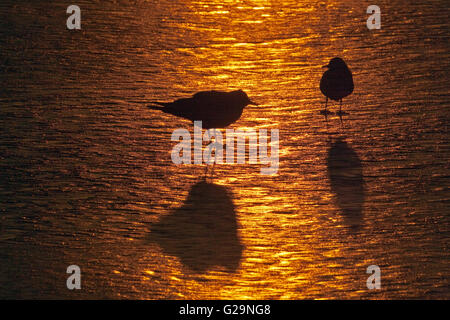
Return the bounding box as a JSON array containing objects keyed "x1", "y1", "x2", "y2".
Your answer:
[
  {"x1": 323, "y1": 57, "x2": 349, "y2": 70},
  {"x1": 233, "y1": 89, "x2": 258, "y2": 107}
]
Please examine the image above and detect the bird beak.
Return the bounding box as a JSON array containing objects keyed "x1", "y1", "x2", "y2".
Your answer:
[
  {"x1": 322, "y1": 64, "x2": 330, "y2": 68},
  {"x1": 248, "y1": 100, "x2": 259, "y2": 106}
]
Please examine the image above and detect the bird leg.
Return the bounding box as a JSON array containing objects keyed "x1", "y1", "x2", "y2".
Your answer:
[
  {"x1": 210, "y1": 161, "x2": 216, "y2": 180},
  {"x1": 203, "y1": 160, "x2": 216, "y2": 182},
  {"x1": 324, "y1": 112, "x2": 329, "y2": 133},
  {"x1": 339, "y1": 112, "x2": 343, "y2": 127},
  {"x1": 204, "y1": 164, "x2": 209, "y2": 179},
  {"x1": 339, "y1": 99, "x2": 342, "y2": 114},
  {"x1": 320, "y1": 97, "x2": 329, "y2": 115}
]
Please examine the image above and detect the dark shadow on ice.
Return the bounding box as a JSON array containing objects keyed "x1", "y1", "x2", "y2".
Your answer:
[
  {"x1": 327, "y1": 138, "x2": 365, "y2": 230},
  {"x1": 148, "y1": 181, "x2": 242, "y2": 274}
]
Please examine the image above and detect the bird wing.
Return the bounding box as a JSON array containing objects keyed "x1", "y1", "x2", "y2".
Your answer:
[
  {"x1": 320, "y1": 70, "x2": 354, "y2": 99},
  {"x1": 192, "y1": 90, "x2": 227, "y2": 102},
  {"x1": 162, "y1": 92, "x2": 224, "y2": 121}
]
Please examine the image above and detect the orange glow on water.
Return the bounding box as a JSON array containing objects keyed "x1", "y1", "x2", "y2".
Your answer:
[{"x1": 1, "y1": 0, "x2": 448, "y2": 300}]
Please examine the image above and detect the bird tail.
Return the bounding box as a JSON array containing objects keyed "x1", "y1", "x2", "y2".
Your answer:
[{"x1": 148, "y1": 102, "x2": 166, "y2": 110}]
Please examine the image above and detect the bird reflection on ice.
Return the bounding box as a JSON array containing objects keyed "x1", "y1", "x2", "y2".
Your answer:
[
  {"x1": 326, "y1": 138, "x2": 365, "y2": 230},
  {"x1": 148, "y1": 181, "x2": 242, "y2": 274}
]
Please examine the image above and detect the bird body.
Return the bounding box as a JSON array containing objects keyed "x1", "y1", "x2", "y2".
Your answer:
[
  {"x1": 149, "y1": 90, "x2": 256, "y2": 129},
  {"x1": 320, "y1": 57, "x2": 354, "y2": 113}
]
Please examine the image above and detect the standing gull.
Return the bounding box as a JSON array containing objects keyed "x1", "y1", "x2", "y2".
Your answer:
[
  {"x1": 320, "y1": 57, "x2": 354, "y2": 115},
  {"x1": 148, "y1": 89, "x2": 257, "y2": 129}
]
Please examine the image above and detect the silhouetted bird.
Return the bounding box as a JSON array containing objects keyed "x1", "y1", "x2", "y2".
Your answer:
[
  {"x1": 320, "y1": 57, "x2": 354, "y2": 114},
  {"x1": 148, "y1": 89, "x2": 257, "y2": 129}
]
